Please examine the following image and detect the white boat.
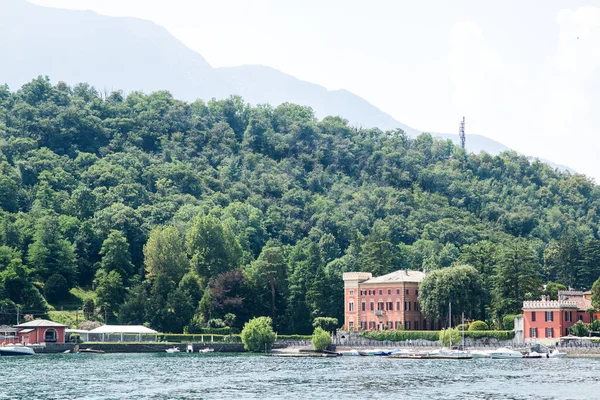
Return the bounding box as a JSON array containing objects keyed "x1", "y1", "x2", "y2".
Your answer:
[
  {"x1": 470, "y1": 350, "x2": 491, "y2": 358},
  {"x1": 489, "y1": 347, "x2": 522, "y2": 359},
  {"x1": 199, "y1": 347, "x2": 214, "y2": 353},
  {"x1": 522, "y1": 351, "x2": 543, "y2": 359},
  {"x1": 339, "y1": 350, "x2": 361, "y2": 356},
  {"x1": 389, "y1": 349, "x2": 414, "y2": 356},
  {"x1": 0, "y1": 344, "x2": 35, "y2": 356},
  {"x1": 165, "y1": 347, "x2": 180, "y2": 353},
  {"x1": 429, "y1": 347, "x2": 471, "y2": 359},
  {"x1": 358, "y1": 349, "x2": 392, "y2": 356},
  {"x1": 548, "y1": 349, "x2": 566, "y2": 358}
]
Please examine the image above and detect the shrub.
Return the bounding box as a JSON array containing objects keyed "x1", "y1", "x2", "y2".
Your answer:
[
  {"x1": 469, "y1": 320, "x2": 489, "y2": 331},
  {"x1": 69, "y1": 333, "x2": 83, "y2": 343},
  {"x1": 502, "y1": 314, "x2": 517, "y2": 330},
  {"x1": 83, "y1": 298, "x2": 95, "y2": 320},
  {"x1": 571, "y1": 321, "x2": 589, "y2": 337},
  {"x1": 312, "y1": 317, "x2": 339, "y2": 332},
  {"x1": 241, "y1": 316, "x2": 276, "y2": 352},
  {"x1": 207, "y1": 318, "x2": 225, "y2": 328},
  {"x1": 45, "y1": 273, "x2": 69, "y2": 303},
  {"x1": 311, "y1": 327, "x2": 331, "y2": 351},
  {"x1": 439, "y1": 328, "x2": 461, "y2": 346}
]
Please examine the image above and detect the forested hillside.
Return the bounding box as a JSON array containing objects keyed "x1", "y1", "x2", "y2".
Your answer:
[{"x1": 1, "y1": 77, "x2": 600, "y2": 334}]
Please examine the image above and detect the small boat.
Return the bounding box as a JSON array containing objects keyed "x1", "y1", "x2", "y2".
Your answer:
[
  {"x1": 428, "y1": 348, "x2": 471, "y2": 359},
  {"x1": 358, "y1": 349, "x2": 392, "y2": 356},
  {"x1": 78, "y1": 348, "x2": 105, "y2": 354},
  {"x1": 489, "y1": 347, "x2": 523, "y2": 359},
  {"x1": 548, "y1": 349, "x2": 567, "y2": 358},
  {"x1": 523, "y1": 351, "x2": 543, "y2": 359},
  {"x1": 323, "y1": 349, "x2": 342, "y2": 356},
  {"x1": 0, "y1": 344, "x2": 35, "y2": 356},
  {"x1": 389, "y1": 349, "x2": 414, "y2": 356},
  {"x1": 470, "y1": 350, "x2": 491, "y2": 358},
  {"x1": 166, "y1": 347, "x2": 180, "y2": 353},
  {"x1": 199, "y1": 347, "x2": 214, "y2": 353},
  {"x1": 186, "y1": 344, "x2": 194, "y2": 353},
  {"x1": 339, "y1": 350, "x2": 361, "y2": 356}
]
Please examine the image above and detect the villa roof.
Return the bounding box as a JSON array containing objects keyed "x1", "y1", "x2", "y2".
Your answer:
[
  {"x1": 14, "y1": 319, "x2": 67, "y2": 328},
  {"x1": 88, "y1": 325, "x2": 157, "y2": 334},
  {"x1": 361, "y1": 269, "x2": 425, "y2": 284}
]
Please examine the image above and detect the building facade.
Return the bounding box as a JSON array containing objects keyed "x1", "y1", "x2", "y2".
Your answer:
[
  {"x1": 343, "y1": 269, "x2": 433, "y2": 331},
  {"x1": 14, "y1": 319, "x2": 67, "y2": 344},
  {"x1": 522, "y1": 291, "x2": 598, "y2": 344}
]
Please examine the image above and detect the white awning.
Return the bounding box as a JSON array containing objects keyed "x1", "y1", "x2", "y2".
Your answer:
[{"x1": 88, "y1": 325, "x2": 157, "y2": 334}]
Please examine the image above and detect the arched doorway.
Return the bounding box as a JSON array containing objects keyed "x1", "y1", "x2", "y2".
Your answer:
[{"x1": 44, "y1": 328, "x2": 57, "y2": 342}]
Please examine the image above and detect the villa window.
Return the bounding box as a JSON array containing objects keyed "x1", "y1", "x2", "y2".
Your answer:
[
  {"x1": 388, "y1": 290, "x2": 391, "y2": 295},
  {"x1": 396, "y1": 289, "x2": 400, "y2": 295},
  {"x1": 546, "y1": 328, "x2": 553, "y2": 338},
  {"x1": 415, "y1": 290, "x2": 419, "y2": 296},
  {"x1": 378, "y1": 302, "x2": 384, "y2": 311},
  {"x1": 405, "y1": 301, "x2": 411, "y2": 311},
  {"x1": 545, "y1": 311, "x2": 553, "y2": 322},
  {"x1": 414, "y1": 302, "x2": 419, "y2": 311},
  {"x1": 349, "y1": 302, "x2": 355, "y2": 312},
  {"x1": 395, "y1": 321, "x2": 401, "y2": 329},
  {"x1": 349, "y1": 290, "x2": 354, "y2": 296},
  {"x1": 529, "y1": 328, "x2": 538, "y2": 338},
  {"x1": 369, "y1": 321, "x2": 375, "y2": 329},
  {"x1": 531, "y1": 312, "x2": 536, "y2": 322},
  {"x1": 386, "y1": 302, "x2": 393, "y2": 311},
  {"x1": 404, "y1": 321, "x2": 411, "y2": 330},
  {"x1": 349, "y1": 321, "x2": 354, "y2": 329},
  {"x1": 396, "y1": 301, "x2": 400, "y2": 311},
  {"x1": 361, "y1": 321, "x2": 367, "y2": 330},
  {"x1": 565, "y1": 311, "x2": 572, "y2": 322},
  {"x1": 406, "y1": 289, "x2": 409, "y2": 295},
  {"x1": 370, "y1": 302, "x2": 374, "y2": 311},
  {"x1": 362, "y1": 302, "x2": 366, "y2": 312},
  {"x1": 379, "y1": 290, "x2": 383, "y2": 295},
  {"x1": 387, "y1": 321, "x2": 393, "y2": 329},
  {"x1": 414, "y1": 321, "x2": 419, "y2": 330}
]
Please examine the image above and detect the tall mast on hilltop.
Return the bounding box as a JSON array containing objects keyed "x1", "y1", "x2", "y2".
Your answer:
[{"x1": 459, "y1": 116, "x2": 466, "y2": 150}]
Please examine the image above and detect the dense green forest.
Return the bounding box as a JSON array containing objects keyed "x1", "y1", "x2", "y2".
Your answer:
[{"x1": 1, "y1": 76, "x2": 600, "y2": 334}]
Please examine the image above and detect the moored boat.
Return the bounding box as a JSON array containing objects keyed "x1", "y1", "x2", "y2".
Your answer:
[
  {"x1": 0, "y1": 344, "x2": 35, "y2": 356},
  {"x1": 489, "y1": 347, "x2": 522, "y2": 359},
  {"x1": 548, "y1": 349, "x2": 566, "y2": 358},
  {"x1": 522, "y1": 351, "x2": 543, "y2": 359},
  {"x1": 339, "y1": 350, "x2": 361, "y2": 356},
  {"x1": 199, "y1": 347, "x2": 214, "y2": 353},
  {"x1": 470, "y1": 350, "x2": 491, "y2": 358},
  {"x1": 78, "y1": 348, "x2": 105, "y2": 354},
  {"x1": 358, "y1": 349, "x2": 392, "y2": 356},
  {"x1": 166, "y1": 347, "x2": 180, "y2": 353}
]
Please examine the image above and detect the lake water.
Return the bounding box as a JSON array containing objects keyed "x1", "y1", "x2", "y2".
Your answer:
[{"x1": 0, "y1": 353, "x2": 598, "y2": 399}]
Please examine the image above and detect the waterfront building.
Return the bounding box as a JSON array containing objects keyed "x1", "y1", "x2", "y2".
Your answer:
[
  {"x1": 522, "y1": 290, "x2": 599, "y2": 344},
  {"x1": 343, "y1": 269, "x2": 434, "y2": 331},
  {"x1": 14, "y1": 319, "x2": 67, "y2": 344},
  {"x1": 86, "y1": 325, "x2": 158, "y2": 342}
]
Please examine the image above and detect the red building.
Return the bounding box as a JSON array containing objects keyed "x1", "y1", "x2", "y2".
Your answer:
[
  {"x1": 522, "y1": 291, "x2": 598, "y2": 344},
  {"x1": 14, "y1": 319, "x2": 67, "y2": 344},
  {"x1": 343, "y1": 270, "x2": 433, "y2": 331}
]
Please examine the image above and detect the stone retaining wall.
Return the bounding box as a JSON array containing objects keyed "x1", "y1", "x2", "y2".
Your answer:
[{"x1": 41, "y1": 343, "x2": 254, "y2": 353}]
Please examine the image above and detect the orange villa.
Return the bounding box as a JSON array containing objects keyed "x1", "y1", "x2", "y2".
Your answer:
[
  {"x1": 343, "y1": 270, "x2": 436, "y2": 331},
  {"x1": 522, "y1": 290, "x2": 600, "y2": 344}
]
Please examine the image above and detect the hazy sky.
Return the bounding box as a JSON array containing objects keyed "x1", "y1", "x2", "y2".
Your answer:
[{"x1": 32, "y1": 0, "x2": 600, "y2": 181}]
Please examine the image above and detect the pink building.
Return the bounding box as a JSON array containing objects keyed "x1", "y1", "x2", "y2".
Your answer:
[
  {"x1": 14, "y1": 319, "x2": 67, "y2": 344},
  {"x1": 343, "y1": 270, "x2": 434, "y2": 331},
  {"x1": 523, "y1": 290, "x2": 599, "y2": 344}
]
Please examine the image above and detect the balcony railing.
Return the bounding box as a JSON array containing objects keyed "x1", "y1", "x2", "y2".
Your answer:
[{"x1": 374, "y1": 310, "x2": 385, "y2": 317}]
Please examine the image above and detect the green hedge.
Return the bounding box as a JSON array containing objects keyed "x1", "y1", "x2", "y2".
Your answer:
[
  {"x1": 361, "y1": 330, "x2": 440, "y2": 341},
  {"x1": 361, "y1": 330, "x2": 515, "y2": 342},
  {"x1": 464, "y1": 330, "x2": 514, "y2": 340},
  {"x1": 276, "y1": 334, "x2": 312, "y2": 340}
]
